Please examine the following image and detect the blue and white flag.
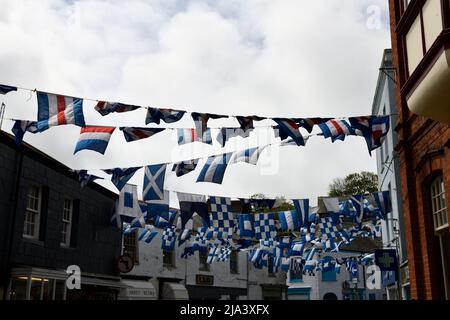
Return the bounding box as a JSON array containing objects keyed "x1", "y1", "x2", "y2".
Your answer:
[
  {"x1": 36, "y1": 92, "x2": 85, "y2": 132},
  {"x1": 172, "y1": 159, "x2": 199, "y2": 177},
  {"x1": 177, "y1": 192, "x2": 210, "y2": 229},
  {"x1": 75, "y1": 170, "x2": 103, "y2": 188},
  {"x1": 143, "y1": 164, "x2": 166, "y2": 202},
  {"x1": 253, "y1": 213, "x2": 277, "y2": 240},
  {"x1": 289, "y1": 241, "x2": 305, "y2": 256},
  {"x1": 274, "y1": 119, "x2": 306, "y2": 146},
  {"x1": 138, "y1": 226, "x2": 158, "y2": 244},
  {"x1": 278, "y1": 210, "x2": 300, "y2": 231},
  {"x1": 103, "y1": 167, "x2": 141, "y2": 191},
  {"x1": 153, "y1": 209, "x2": 177, "y2": 229},
  {"x1": 177, "y1": 128, "x2": 212, "y2": 145},
  {"x1": 281, "y1": 257, "x2": 290, "y2": 271},
  {"x1": 209, "y1": 197, "x2": 234, "y2": 240},
  {"x1": 277, "y1": 236, "x2": 293, "y2": 250},
  {"x1": 349, "y1": 195, "x2": 365, "y2": 225},
  {"x1": 161, "y1": 227, "x2": 177, "y2": 252},
  {"x1": 146, "y1": 108, "x2": 185, "y2": 125},
  {"x1": 95, "y1": 101, "x2": 140, "y2": 116},
  {"x1": 319, "y1": 216, "x2": 341, "y2": 239},
  {"x1": 178, "y1": 217, "x2": 193, "y2": 246},
  {"x1": 322, "y1": 238, "x2": 339, "y2": 252},
  {"x1": 74, "y1": 126, "x2": 115, "y2": 155},
  {"x1": 238, "y1": 214, "x2": 254, "y2": 238},
  {"x1": 229, "y1": 146, "x2": 266, "y2": 166},
  {"x1": 293, "y1": 199, "x2": 310, "y2": 228},
  {"x1": 120, "y1": 127, "x2": 165, "y2": 142},
  {"x1": 322, "y1": 197, "x2": 340, "y2": 213},
  {"x1": 196, "y1": 153, "x2": 232, "y2": 184},
  {"x1": 236, "y1": 116, "x2": 264, "y2": 130},
  {"x1": 147, "y1": 190, "x2": 170, "y2": 219},
  {"x1": 372, "y1": 191, "x2": 392, "y2": 219},
  {"x1": 11, "y1": 120, "x2": 38, "y2": 146},
  {"x1": 111, "y1": 184, "x2": 142, "y2": 227},
  {"x1": 0, "y1": 84, "x2": 17, "y2": 95},
  {"x1": 216, "y1": 128, "x2": 252, "y2": 147},
  {"x1": 217, "y1": 247, "x2": 232, "y2": 262},
  {"x1": 207, "y1": 245, "x2": 220, "y2": 264}
]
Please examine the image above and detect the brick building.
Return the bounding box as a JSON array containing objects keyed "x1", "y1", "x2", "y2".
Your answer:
[
  {"x1": 0, "y1": 131, "x2": 123, "y2": 300},
  {"x1": 388, "y1": 0, "x2": 450, "y2": 299}
]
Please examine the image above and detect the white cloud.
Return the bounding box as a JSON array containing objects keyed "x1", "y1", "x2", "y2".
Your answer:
[{"x1": 0, "y1": 0, "x2": 390, "y2": 201}]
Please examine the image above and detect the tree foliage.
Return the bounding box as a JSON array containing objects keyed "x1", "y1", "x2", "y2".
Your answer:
[{"x1": 328, "y1": 171, "x2": 378, "y2": 197}]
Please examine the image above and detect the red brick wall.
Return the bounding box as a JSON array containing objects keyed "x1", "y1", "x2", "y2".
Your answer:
[{"x1": 388, "y1": 0, "x2": 450, "y2": 300}]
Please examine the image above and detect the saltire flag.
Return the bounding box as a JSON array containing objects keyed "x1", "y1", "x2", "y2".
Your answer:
[
  {"x1": 74, "y1": 126, "x2": 115, "y2": 155},
  {"x1": 103, "y1": 166, "x2": 141, "y2": 191},
  {"x1": 172, "y1": 159, "x2": 199, "y2": 177},
  {"x1": 349, "y1": 116, "x2": 390, "y2": 154},
  {"x1": 95, "y1": 101, "x2": 140, "y2": 116},
  {"x1": 293, "y1": 199, "x2": 310, "y2": 228},
  {"x1": 278, "y1": 210, "x2": 300, "y2": 231},
  {"x1": 296, "y1": 117, "x2": 332, "y2": 133},
  {"x1": 253, "y1": 213, "x2": 277, "y2": 240},
  {"x1": 196, "y1": 153, "x2": 232, "y2": 184},
  {"x1": 138, "y1": 226, "x2": 158, "y2": 244},
  {"x1": 75, "y1": 170, "x2": 103, "y2": 188},
  {"x1": 303, "y1": 248, "x2": 318, "y2": 274},
  {"x1": 274, "y1": 118, "x2": 306, "y2": 146},
  {"x1": 177, "y1": 192, "x2": 210, "y2": 229},
  {"x1": 319, "y1": 256, "x2": 336, "y2": 273},
  {"x1": 361, "y1": 253, "x2": 375, "y2": 266},
  {"x1": 346, "y1": 258, "x2": 359, "y2": 281},
  {"x1": 349, "y1": 195, "x2": 365, "y2": 225},
  {"x1": 229, "y1": 146, "x2": 266, "y2": 166},
  {"x1": 238, "y1": 214, "x2": 254, "y2": 238},
  {"x1": 322, "y1": 238, "x2": 339, "y2": 252},
  {"x1": 153, "y1": 209, "x2": 177, "y2": 229},
  {"x1": 372, "y1": 191, "x2": 392, "y2": 219},
  {"x1": 216, "y1": 128, "x2": 252, "y2": 147},
  {"x1": 147, "y1": 190, "x2": 170, "y2": 219},
  {"x1": 177, "y1": 128, "x2": 212, "y2": 145},
  {"x1": 11, "y1": 120, "x2": 38, "y2": 145},
  {"x1": 111, "y1": 184, "x2": 142, "y2": 227},
  {"x1": 120, "y1": 127, "x2": 164, "y2": 142},
  {"x1": 146, "y1": 108, "x2": 185, "y2": 125},
  {"x1": 36, "y1": 91, "x2": 85, "y2": 132},
  {"x1": 318, "y1": 119, "x2": 355, "y2": 142},
  {"x1": 0, "y1": 84, "x2": 17, "y2": 95},
  {"x1": 143, "y1": 164, "x2": 166, "y2": 201},
  {"x1": 161, "y1": 227, "x2": 177, "y2": 252},
  {"x1": 277, "y1": 236, "x2": 293, "y2": 250},
  {"x1": 236, "y1": 115, "x2": 264, "y2": 131}
]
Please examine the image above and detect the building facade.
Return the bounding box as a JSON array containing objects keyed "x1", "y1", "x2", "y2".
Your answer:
[
  {"x1": 121, "y1": 227, "x2": 287, "y2": 300},
  {"x1": 372, "y1": 49, "x2": 411, "y2": 299},
  {"x1": 388, "y1": 0, "x2": 450, "y2": 299},
  {"x1": 0, "y1": 132, "x2": 123, "y2": 300}
]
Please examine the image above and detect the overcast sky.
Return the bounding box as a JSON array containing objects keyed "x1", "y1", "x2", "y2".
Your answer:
[{"x1": 0, "y1": 0, "x2": 391, "y2": 206}]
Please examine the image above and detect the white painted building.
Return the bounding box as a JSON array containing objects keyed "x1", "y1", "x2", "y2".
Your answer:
[
  {"x1": 120, "y1": 227, "x2": 287, "y2": 300},
  {"x1": 372, "y1": 49, "x2": 411, "y2": 300}
]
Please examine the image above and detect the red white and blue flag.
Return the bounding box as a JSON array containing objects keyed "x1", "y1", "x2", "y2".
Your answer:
[
  {"x1": 349, "y1": 116, "x2": 390, "y2": 154},
  {"x1": 74, "y1": 126, "x2": 115, "y2": 155},
  {"x1": 177, "y1": 128, "x2": 212, "y2": 145},
  {"x1": 36, "y1": 92, "x2": 85, "y2": 132},
  {"x1": 296, "y1": 117, "x2": 332, "y2": 133},
  {"x1": 318, "y1": 119, "x2": 354, "y2": 142},
  {"x1": 274, "y1": 118, "x2": 306, "y2": 146}
]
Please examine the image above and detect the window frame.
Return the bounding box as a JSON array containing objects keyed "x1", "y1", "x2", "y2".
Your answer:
[
  {"x1": 199, "y1": 251, "x2": 210, "y2": 272},
  {"x1": 163, "y1": 250, "x2": 175, "y2": 268},
  {"x1": 23, "y1": 185, "x2": 42, "y2": 239},
  {"x1": 60, "y1": 199, "x2": 73, "y2": 247},
  {"x1": 229, "y1": 250, "x2": 239, "y2": 274},
  {"x1": 430, "y1": 175, "x2": 448, "y2": 232},
  {"x1": 123, "y1": 231, "x2": 139, "y2": 264}
]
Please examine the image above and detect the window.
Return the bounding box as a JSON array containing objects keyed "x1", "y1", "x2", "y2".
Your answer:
[
  {"x1": 230, "y1": 250, "x2": 239, "y2": 274},
  {"x1": 61, "y1": 199, "x2": 73, "y2": 246},
  {"x1": 23, "y1": 186, "x2": 41, "y2": 239},
  {"x1": 431, "y1": 175, "x2": 448, "y2": 231},
  {"x1": 268, "y1": 254, "x2": 275, "y2": 277},
  {"x1": 322, "y1": 270, "x2": 337, "y2": 282},
  {"x1": 163, "y1": 250, "x2": 175, "y2": 268},
  {"x1": 199, "y1": 251, "x2": 210, "y2": 271},
  {"x1": 123, "y1": 232, "x2": 139, "y2": 264}
]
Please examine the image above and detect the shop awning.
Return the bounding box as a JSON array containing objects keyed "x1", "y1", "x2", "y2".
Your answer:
[
  {"x1": 161, "y1": 283, "x2": 189, "y2": 300},
  {"x1": 118, "y1": 280, "x2": 157, "y2": 300}
]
